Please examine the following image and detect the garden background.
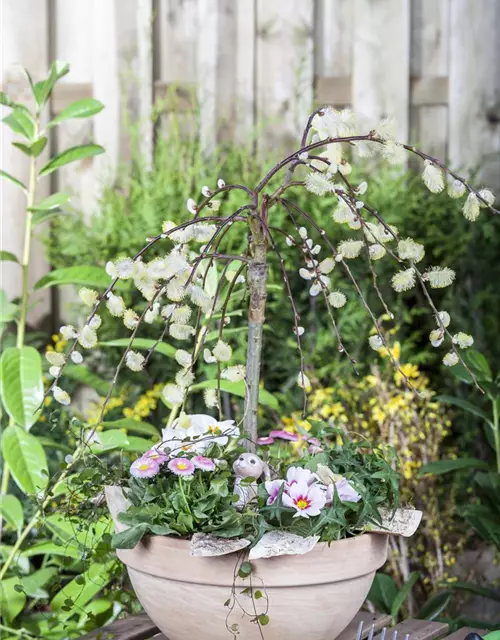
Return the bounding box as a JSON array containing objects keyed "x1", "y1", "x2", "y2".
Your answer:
[{"x1": 1, "y1": 0, "x2": 500, "y2": 637}]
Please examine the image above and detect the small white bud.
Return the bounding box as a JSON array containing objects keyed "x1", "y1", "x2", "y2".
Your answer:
[
  {"x1": 187, "y1": 198, "x2": 197, "y2": 214},
  {"x1": 217, "y1": 178, "x2": 225, "y2": 189},
  {"x1": 369, "y1": 335, "x2": 383, "y2": 351},
  {"x1": 201, "y1": 186, "x2": 212, "y2": 197},
  {"x1": 443, "y1": 352, "x2": 459, "y2": 367},
  {"x1": 299, "y1": 227, "x2": 308, "y2": 240},
  {"x1": 70, "y1": 351, "x2": 83, "y2": 364}
]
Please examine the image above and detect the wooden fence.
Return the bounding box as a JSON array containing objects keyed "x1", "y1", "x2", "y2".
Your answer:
[{"x1": 1, "y1": 0, "x2": 500, "y2": 325}]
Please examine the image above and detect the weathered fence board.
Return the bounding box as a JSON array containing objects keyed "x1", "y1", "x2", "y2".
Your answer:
[{"x1": 2, "y1": 0, "x2": 500, "y2": 322}]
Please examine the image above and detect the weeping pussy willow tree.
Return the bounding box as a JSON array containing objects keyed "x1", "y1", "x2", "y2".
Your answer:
[{"x1": 46, "y1": 107, "x2": 498, "y2": 452}]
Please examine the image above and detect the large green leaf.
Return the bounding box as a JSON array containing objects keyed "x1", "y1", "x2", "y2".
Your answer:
[
  {"x1": 47, "y1": 98, "x2": 104, "y2": 128},
  {"x1": 0, "y1": 494, "x2": 24, "y2": 531},
  {"x1": 21, "y1": 541, "x2": 80, "y2": 560},
  {"x1": 92, "y1": 429, "x2": 129, "y2": 452},
  {"x1": 367, "y1": 572, "x2": 397, "y2": 613},
  {"x1": 1, "y1": 425, "x2": 48, "y2": 495},
  {"x1": 39, "y1": 144, "x2": 105, "y2": 177},
  {"x1": 443, "y1": 580, "x2": 500, "y2": 602},
  {"x1": 418, "y1": 590, "x2": 452, "y2": 620},
  {"x1": 21, "y1": 567, "x2": 57, "y2": 598},
  {"x1": 0, "y1": 576, "x2": 26, "y2": 623},
  {"x1": 191, "y1": 379, "x2": 279, "y2": 410},
  {"x1": 64, "y1": 364, "x2": 111, "y2": 396},
  {"x1": 0, "y1": 169, "x2": 26, "y2": 192},
  {"x1": 437, "y1": 395, "x2": 493, "y2": 426},
  {"x1": 391, "y1": 571, "x2": 419, "y2": 618},
  {"x1": 44, "y1": 514, "x2": 111, "y2": 549},
  {"x1": 102, "y1": 418, "x2": 160, "y2": 436},
  {"x1": 3, "y1": 107, "x2": 36, "y2": 140},
  {"x1": 13, "y1": 136, "x2": 48, "y2": 157},
  {"x1": 50, "y1": 560, "x2": 115, "y2": 612},
  {"x1": 419, "y1": 457, "x2": 489, "y2": 476},
  {"x1": 29, "y1": 192, "x2": 71, "y2": 212},
  {"x1": 35, "y1": 265, "x2": 125, "y2": 290},
  {"x1": 100, "y1": 338, "x2": 175, "y2": 358},
  {"x1": 0, "y1": 346, "x2": 44, "y2": 429},
  {"x1": 111, "y1": 523, "x2": 148, "y2": 550},
  {"x1": 0, "y1": 544, "x2": 31, "y2": 574},
  {"x1": 0, "y1": 250, "x2": 19, "y2": 263}
]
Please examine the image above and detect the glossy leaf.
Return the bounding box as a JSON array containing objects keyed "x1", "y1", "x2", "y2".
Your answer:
[
  {"x1": 64, "y1": 364, "x2": 111, "y2": 396},
  {"x1": 21, "y1": 541, "x2": 80, "y2": 559},
  {"x1": 47, "y1": 98, "x2": 104, "y2": 128},
  {"x1": 102, "y1": 418, "x2": 160, "y2": 436},
  {"x1": 122, "y1": 436, "x2": 154, "y2": 453},
  {"x1": 391, "y1": 571, "x2": 419, "y2": 618},
  {"x1": 100, "y1": 338, "x2": 175, "y2": 358},
  {"x1": 92, "y1": 429, "x2": 129, "y2": 452},
  {"x1": 29, "y1": 192, "x2": 71, "y2": 212},
  {"x1": 3, "y1": 107, "x2": 36, "y2": 140},
  {"x1": 419, "y1": 457, "x2": 489, "y2": 476},
  {"x1": 0, "y1": 576, "x2": 26, "y2": 623},
  {"x1": 0, "y1": 544, "x2": 31, "y2": 574},
  {"x1": 0, "y1": 494, "x2": 24, "y2": 531},
  {"x1": 13, "y1": 136, "x2": 48, "y2": 157},
  {"x1": 31, "y1": 60, "x2": 70, "y2": 107},
  {"x1": 44, "y1": 514, "x2": 111, "y2": 549},
  {"x1": 1, "y1": 425, "x2": 48, "y2": 495},
  {"x1": 39, "y1": 143, "x2": 105, "y2": 177},
  {"x1": 51, "y1": 560, "x2": 115, "y2": 612},
  {"x1": 0, "y1": 250, "x2": 19, "y2": 263},
  {"x1": 0, "y1": 346, "x2": 44, "y2": 429},
  {"x1": 34, "y1": 265, "x2": 124, "y2": 290},
  {"x1": 191, "y1": 379, "x2": 279, "y2": 410},
  {"x1": 367, "y1": 572, "x2": 397, "y2": 613},
  {"x1": 21, "y1": 567, "x2": 57, "y2": 598},
  {"x1": 0, "y1": 168, "x2": 26, "y2": 191}
]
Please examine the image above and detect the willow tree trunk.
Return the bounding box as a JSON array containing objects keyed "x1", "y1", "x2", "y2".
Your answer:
[{"x1": 243, "y1": 198, "x2": 268, "y2": 451}]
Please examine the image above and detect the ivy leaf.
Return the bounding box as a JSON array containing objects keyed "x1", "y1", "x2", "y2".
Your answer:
[
  {"x1": 0, "y1": 346, "x2": 44, "y2": 429},
  {"x1": 238, "y1": 561, "x2": 253, "y2": 578},
  {"x1": 1, "y1": 425, "x2": 48, "y2": 495},
  {"x1": 47, "y1": 98, "x2": 104, "y2": 128},
  {"x1": 111, "y1": 523, "x2": 148, "y2": 550},
  {"x1": 0, "y1": 169, "x2": 26, "y2": 192},
  {"x1": 39, "y1": 144, "x2": 105, "y2": 176}
]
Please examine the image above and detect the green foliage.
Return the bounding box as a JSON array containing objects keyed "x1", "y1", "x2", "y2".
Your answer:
[
  {"x1": 0, "y1": 346, "x2": 44, "y2": 429},
  {"x1": 1, "y1": 425, "x2": 48, "y2": 495}
]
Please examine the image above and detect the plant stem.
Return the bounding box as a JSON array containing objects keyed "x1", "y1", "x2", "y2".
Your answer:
[
  {"x1": 243, "y1": 197, "x2": 268, "y2": 451},
  {"x1": 493, "y1": 399, "x2": 500, "y2": 474},
  {"x1": 0, "y1": 121, "x2": 39, "y2": 499}
]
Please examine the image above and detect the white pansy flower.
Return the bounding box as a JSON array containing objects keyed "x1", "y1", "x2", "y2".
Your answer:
[
  {"x1": 49, "y1": 366, "x2": 61, "y2": 378},
  {"x1": 204, "y1": 388, "x2": 218, "y2": 409},
  {"x1": 423, "y1": 267, "x2": 455, "y2": 289},
  {"x1": 305, "y1": 172, "x2": 333, "y2": 196},
  {"x1": 319, "y1": 257, "x2": 335, "y2": 274},
  {"x1": 443, "y1": 352, "x2": 459, "y2": 367},
  {"x1": 78, "y1": 326, "x2": 97, "y2": 349},
  {"x1": 162, "y1": 383, "x2": 185, "y2": 405},
  {"x1": 125, "y1": 351, "x2": 145, "y2": 372},
  {"x1": 53, "y1": 386, "x2": 71, "y2": 406},
  {"x1": 70, "y1": 351, "x2": 83, "y2": 364},
  {"x1": 60, "y1": 325, "x2": 77, "y2": 340},
  {"x1": 369, "y1": 335, "x2": 383, "y2": 351},
  {"x1": 337, "y1": 239, "x2": 364, "y2": 259},
  {"x1": 436, "y1": 311, "x2": 451, "y2": 328},
  {"x1": 221, "y1": 365, "x2": 246, "y2": 382},
  {"x1": 175, "y1": 349, "x2": 192, "y2": 368},
  {"x1": 452, "y1": 332, "x2": 474, "y2": 349},
  {"x1": 422, "y1": 160, "x2": 444, "y2": 193},
  {"x1": 170, "y1": 324, "x2": 195, "y2": 340},
  {"x1": 213, "y1": 340, "x2": 232, "y2": 362},
  {"x1": 369, "y1": 244, "x2": 386, "y2": 260},
  {"x1": 187, "y1": 198, "x2": 197, "y2": 214},
  {"x1": 429, "y1": 329, "x2": 444, "y2": 347},
  {"x1": 106, "y1": 293, "x2": 126, "y2": 317},
  {"x1": 79, "y1": 287, "x2": 98, "y2": 307},
  {"x1": 448, "y1": 179, "x2": 466, "y2": 199},
  {"x1": 176, "y1": 369, "x2": 195, "y2": 389},
  {"x1": 463, "y1": 192, "x2": 480, "y2": 221},
  {"x1": 297, "y1": 372, "x2": 311, "y2": 390},
  {"x1": 397, "y1": 238, "x2": 425, "y2": 263},
  {"x1": 328, "y1": 291, "x2": 346, "y2": 308},
  {"x1": 203, "y1": 348, "x2": 216, "y2": 364},
  {"x1": 392, "y1": 268, "x2": 416, "y2": 292},
  {"x1": 46, "y1": 351, "x2": 65, "y2": 367},
  {"x1": 123, "y1": 309, "x2": 139, "y2": 330}
]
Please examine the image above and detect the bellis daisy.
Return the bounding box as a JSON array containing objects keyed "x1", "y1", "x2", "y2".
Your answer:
[
  {"x1": 130, "y1": 457, "x2": 160, "y2": 478},
  {"x1": 193, "y1": 456, "x2": 216, "y2": 472}
]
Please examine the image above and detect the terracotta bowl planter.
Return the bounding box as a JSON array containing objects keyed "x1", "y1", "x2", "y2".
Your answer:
[{"x1": 107, "y1": 487, "x2": 388, "y2": 640}]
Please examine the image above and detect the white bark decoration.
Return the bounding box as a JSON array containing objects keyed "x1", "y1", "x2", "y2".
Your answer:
[
  {"x1": 249, "y1": 531, "x2": 320, "y2": 560},
  {"x1": 190, "y1": 533, "x2": 251, "y2": 557}
]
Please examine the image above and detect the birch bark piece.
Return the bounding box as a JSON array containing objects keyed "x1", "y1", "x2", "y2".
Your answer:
[
  {"x1": 190, "y1": 533, "x2": 250, "y2": 557},
  {"x1": 365, "y1": 508, "x2": 423, "y2": 537},
  {"x1": 249, "y1": 531, "x2": 320, "y2": 560},
  {"x1": 105, "y1": 485, "x2": 133, "y2": 533}
]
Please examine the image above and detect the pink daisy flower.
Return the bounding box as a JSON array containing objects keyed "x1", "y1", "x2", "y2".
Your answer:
[
  {"x1": 325, "y1": 477, "x2": 361, "y2": 504},
  {"x1": 269, "y1": 429, "x2": 299, "y2": 442},
  {"x1": 130, "y1": 456, "x2": 160, "y2": 478},
  {"x1": 143, "y1": 448, "x2": 168, "y2": 463},
  {"x1": 282, "y1": 481, "x2": 326, "y2": 518},
  {"x1": 256, "y1": 436, "x2": 275, "y2": 446},
  {"x1": 286, "y1": 466, "x2": 315, "y2": 487},
  {"x1": 168, "y1": 457, "x2": 195, "y2": 476},
  {"x1": 192, "y1": 456, "x2": 216, "y2": 472},
  {"x1": 264, "y1": 479, "x2": 285, "y2": 505}
]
